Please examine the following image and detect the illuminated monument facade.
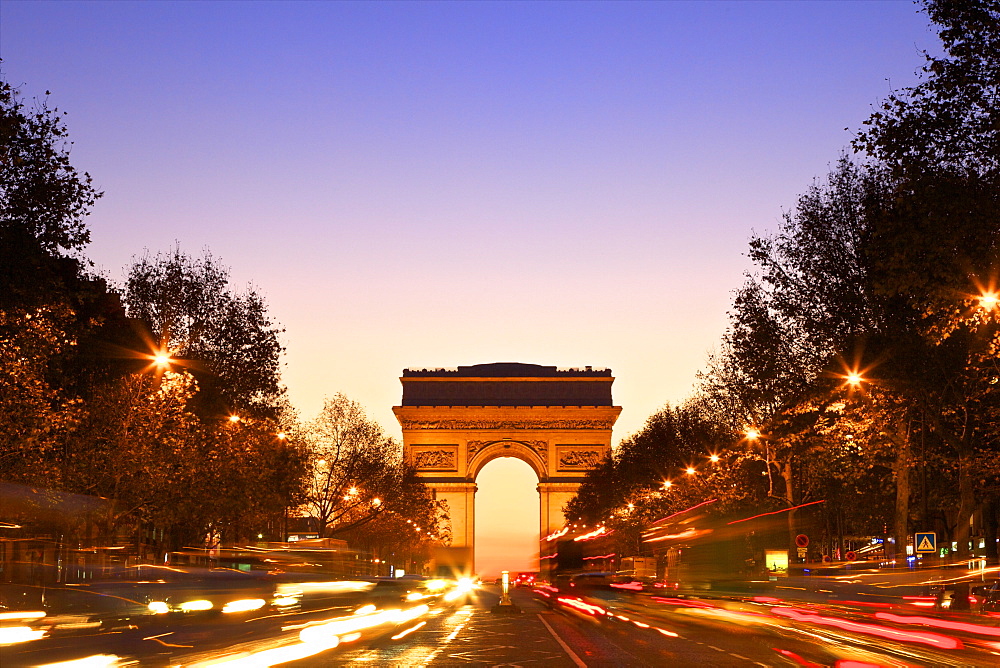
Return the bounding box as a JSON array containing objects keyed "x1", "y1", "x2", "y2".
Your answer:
[{"x1": 393, "y1": 362, "x2": 621, "y2": 575}]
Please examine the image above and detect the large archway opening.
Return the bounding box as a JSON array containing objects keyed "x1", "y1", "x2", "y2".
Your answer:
[{"x1": 474, "y1": 457, "x2": 539, "y2": 580}]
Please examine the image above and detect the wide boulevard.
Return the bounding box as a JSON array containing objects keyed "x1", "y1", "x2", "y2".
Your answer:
[{"x1": 284, "y1": 584, "x2": 1000, "y2": 667}]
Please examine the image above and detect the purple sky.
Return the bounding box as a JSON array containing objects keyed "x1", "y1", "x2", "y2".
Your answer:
[{"x1": 3, "y1": 1, "x2": 937, "y2": 576}]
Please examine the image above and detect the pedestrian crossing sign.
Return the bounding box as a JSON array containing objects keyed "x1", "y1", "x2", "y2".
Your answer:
[{"x1": 915, "y1": 532, "x2": 937, "y2": 554}]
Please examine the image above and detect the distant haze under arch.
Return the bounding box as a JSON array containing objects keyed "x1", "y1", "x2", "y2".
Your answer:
[{"x1": 474, "y1": 457, "x2": 539, "y2": 579}]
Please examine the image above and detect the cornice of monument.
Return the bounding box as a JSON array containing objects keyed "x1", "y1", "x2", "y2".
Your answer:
[
  {"x1": 393, "y1": 404, "x2": 622, "y2": 430},
  {"x1": 399, "y1": 376, "x2": 615, "y2": 383}
]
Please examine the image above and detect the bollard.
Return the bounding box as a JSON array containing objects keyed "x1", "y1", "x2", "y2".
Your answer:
[{"x1": 491, "y1": 569, "x2": 521, "y2": 614}]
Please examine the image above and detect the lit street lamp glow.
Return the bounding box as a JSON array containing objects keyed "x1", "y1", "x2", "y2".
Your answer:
[
  {"x1": 846, "y1": 372, "x2": 864, "y2": 386},
  {"x1": 980, "y1": 291, "x2": 998, "y2": 309},
  {"x1": 745, "y1": 428, "x2": 760, "y2": 441},
  {"x1": 709, "y1": 454, "x2": 720, "y2": 463},
  {"x1": 685, "y1": 467, "x2": 696, "y2": 475},
  {"x1": 228, "y1": 415, "x2": 241, "y2": 423},
  {"x1": 662, "y1": 480, "x2": 673, "y2": 489}
]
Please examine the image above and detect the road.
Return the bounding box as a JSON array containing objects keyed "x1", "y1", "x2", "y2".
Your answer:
[
  {"x1": 287, "y1": 585, "x2": 1000, "y2": 667},
  {"x1": 288, "y1": 586, "x2": 822, "y2": 667},
  {"x1": 11, "y1": 580, "x2": 1000, "y2": 666}
]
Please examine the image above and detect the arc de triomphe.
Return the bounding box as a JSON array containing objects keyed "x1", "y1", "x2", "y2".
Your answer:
[{"x1": 393, "y1": 362, "x2": 621, "y2": 576}]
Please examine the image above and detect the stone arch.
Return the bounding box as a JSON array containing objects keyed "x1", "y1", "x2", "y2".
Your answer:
[
  {"x1": 393, "y1": 362, "x2": 621, "y2": 577},
  {"x1": 467, "y1": 440, "x2": 546, "y2": 480}
]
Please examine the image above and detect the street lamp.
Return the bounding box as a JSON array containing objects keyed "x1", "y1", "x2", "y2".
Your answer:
[
  {"x1": 685, "y1": 467, "x2": 696, "y2": 476},
  {"x1": 745, "y1": 428, "x2": 760, "y2": 442},
  {"x1": 228, "y1": 415, "x2": 241, "y2": 423},
  {"x1": 709, "y1": 454, "x2": 720, "y2": 463},
  {"x1": 846, "y1": 372, "x2": 864, "y2": 387},
  {"x1": 980, "y1": 291, "x2": 998, "y2": 310}
]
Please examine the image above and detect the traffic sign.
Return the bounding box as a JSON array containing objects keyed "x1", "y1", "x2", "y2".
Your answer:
[
  {"x1": 845, "y1": 550, "x2": 857, "y2": 561},
  {"x1": 797, "y1": 548, "x2": 807, "y2": 558},
  {"x1": 915, "y1": 532, "x2": 937, "y2": 554},
  {"x1": 795, "y1": 534, "x2": 809, "y2": 548},
  {"x1": 822, "y1": 555, "x2": 831, "y2": 563}
]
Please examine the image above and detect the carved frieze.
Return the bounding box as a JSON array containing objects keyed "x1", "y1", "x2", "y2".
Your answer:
[
  {"x1": 400, "y1": 419, "x2": 615, "y2": 430},
  {"x1": 412, "y1": 447, "x2": 458, "y2": 470},
  {"x1": 555, "y1": 445, "x2": 605, "y2": 471}
]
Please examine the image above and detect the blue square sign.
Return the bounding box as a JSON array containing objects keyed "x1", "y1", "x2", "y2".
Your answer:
[{"x1": 915, "y1": 532, "x2": 937, "y2": 554}]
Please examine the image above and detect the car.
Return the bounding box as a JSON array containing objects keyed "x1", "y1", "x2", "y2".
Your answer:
[
  {"x1": 976, "y1": 581, "x2": 1000, "y2": 613},
  {"x1": 513, "y1": 572, "x2": 539, "y2": 587}
]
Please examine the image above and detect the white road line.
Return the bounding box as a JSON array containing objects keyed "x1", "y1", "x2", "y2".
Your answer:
[
  {"x1": 421, "y1": 609, "x2": 473, "y2": 666},
  {"x1": 537, "y1": 614, "x2": 588, "y2": 668}
]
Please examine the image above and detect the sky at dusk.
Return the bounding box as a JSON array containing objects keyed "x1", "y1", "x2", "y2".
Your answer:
[{"x1": 3, "y1": 1, "x2": 938, "y2": 576}]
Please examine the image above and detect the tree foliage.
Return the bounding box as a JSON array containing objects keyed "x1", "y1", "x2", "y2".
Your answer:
[
  {"x1": 571, "y1": 1, "x2": 1000, "y2": 562},
  {"x1": 301, "y1": 393, "x2": 443, "y2": 546},
  {"x1": 0, "y1": 76, "x2": 98, "y2": 258},
  {"x1": 124, "y1": 246, "x2": 286, "y2": 418},
  {"x1": 0, "y1": 72, "x2": 311, "y2": 558},
  {"x1": 566, "y1": 402, "x2": 769, "y2": 556}
]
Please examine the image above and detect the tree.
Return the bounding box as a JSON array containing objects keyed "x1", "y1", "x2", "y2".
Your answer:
[
  {"x1": 0, "y1": 73, "x2": 306, "y2": 558},
  {"x1": 854, "y1": 0, "x2": 1000, "y2": 558},
  {"x1": 65, "y1": 370, "x2": 202, "y2": 544},
  {"x1": 565, "y1": 402, "x2": 768, "y2": 555},
  {"x1": 0, "y1": 305, "x2": 83, "y2": 486},
  {"x1": 701, "y1": 157, "x2": 914, "y2": 560},
  {"x1": 302, "y1": 393, "x2": 441, "y2": 541},
  {"x1": 124, "y1": 246, "x2": 286, "y2": 419},
  {"x1": 0, "y1": 73, "x2": 107, "y2": 491},
  {"x1": 65, "y1": 369, "x2": 307, "y2": 552},
  {"x1": 0, "y1": 74, "x2": 99, "y2": 301}
]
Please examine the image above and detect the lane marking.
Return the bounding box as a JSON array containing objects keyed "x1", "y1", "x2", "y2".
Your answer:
[
  {"x1": 421, "y1": 608, "x2": 473, "y2": 666},
  {"x1": 537, "y1": 614, "x2": 588, "y2": 668}
]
